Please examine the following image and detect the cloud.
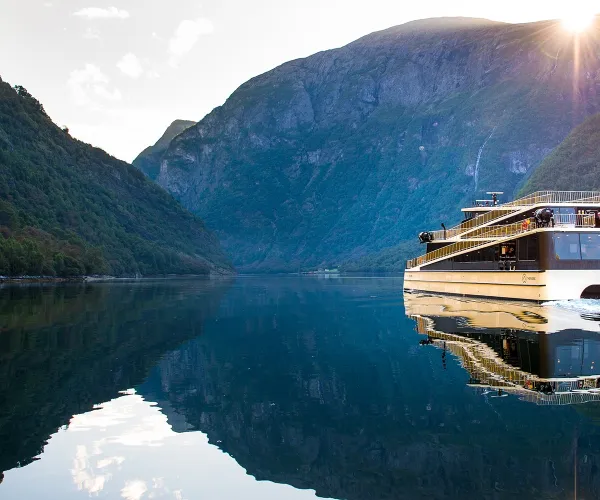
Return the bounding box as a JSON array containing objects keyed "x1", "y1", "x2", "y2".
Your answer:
[
  {"x1": 73, "y1": 7, "x2": 130, "y2": 20},
  {"x1": 83, "y1": 27, "x2": 101, "y2": 40},
  {"x1": 117, "y1": 53, "x2": 143, "y2": 78},
  {"x1": 121, "y1": 480, "x2": 148, "y2": 500},
  {"x1": 93, "y1": 85, "x2": 122, "y2": 102},
  {"x1": 168, "y1": 18, "x2": 214, "y2": 66},
  {"x1": 67, "y1": 64, "x2": 122, "y2": 107}
]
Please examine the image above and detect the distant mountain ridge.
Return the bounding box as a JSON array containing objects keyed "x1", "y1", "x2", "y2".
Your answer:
[
  {"x1": 133, "y1": 119, "x2": 196, "y2": 180},
  {"x1": 136, "y1": 16, "x2": 600, "y2": 271},
  {"x1": 0, "y1": 78, "x2": 232, "y2": 277}
]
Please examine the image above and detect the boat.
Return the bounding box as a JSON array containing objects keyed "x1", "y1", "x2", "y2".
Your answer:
[
  {"x1": 404, "y1": 292, "x2": 600, "y2": 406},
  {"x1": 404, "y1": 191, "x2": 600, "y2": 301}
]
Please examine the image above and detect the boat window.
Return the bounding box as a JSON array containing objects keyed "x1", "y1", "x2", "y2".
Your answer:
[
  {"x1": 518, "y1": 235, "x2": 538, "y2": 261},
  {"x1": 553, "y1": 233, "x2": 581, "y2": 260},
  {"x1": 551, "y1": 207, "x2": 576, "y2": 216},
  {"x1": 581, "y1": 234, "x2": 600, "y2": 260},
  {"x1": 453, "y1": 245, "x2": 497, "y2": 263}
]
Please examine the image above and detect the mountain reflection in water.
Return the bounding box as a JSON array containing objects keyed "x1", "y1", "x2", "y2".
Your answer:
[{"x1": 2, "y1": 278, "x2": 600, "y2": 499}]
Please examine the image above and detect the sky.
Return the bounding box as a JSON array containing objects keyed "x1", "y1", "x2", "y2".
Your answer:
[{"x1": 0, "y1": 0, "x2": 598, "y2": 162}]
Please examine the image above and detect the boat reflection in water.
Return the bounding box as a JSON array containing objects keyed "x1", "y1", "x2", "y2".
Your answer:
[{"x1": 405, "y1": 292, "x2": 600, "y2": 406}]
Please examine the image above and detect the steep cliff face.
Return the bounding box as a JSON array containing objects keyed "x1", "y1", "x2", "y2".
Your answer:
[
  {"x1": 133, "y1": 119, "x2": 195, "y2": 180},
  {"x1": 520, "y1": 112, "x2": 600, "y2": 194},
  {"x1": 151, "y1": 17, "x2": 600, "y2": 271}
]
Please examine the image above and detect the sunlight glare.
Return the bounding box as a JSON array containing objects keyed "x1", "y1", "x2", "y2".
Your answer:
[{"x1": 562, "y1": 11, "x2": 596, "y2": 33}]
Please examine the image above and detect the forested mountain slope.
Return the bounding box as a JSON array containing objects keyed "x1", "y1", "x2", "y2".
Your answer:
[
  {"x1": 519, "y1": 112, "x2": 600, "y2": 194},
  {"x1": 140, "y1": 17, "x2": 600, "y2": 271},
  {"x1": 0, "y1": 78, "x2": 232, "y2": 277},
  {"x1": 133, "y1": 119, "x2": 195, "y2": 180}
]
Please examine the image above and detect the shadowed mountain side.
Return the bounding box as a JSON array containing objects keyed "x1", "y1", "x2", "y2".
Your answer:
[
  {"x1": 0, "y1": 79, "x2": 232, "y2": 277},
  {"x1": 140, "y1": 17, "x2": 600, "y2": 271},
  {"x1": 133, "y1": 120, "x2": 196, "y2": 180},
  {"x1": 0, "y1": 280, "x2": 231, "y2": 474},
  {"x1": 519, "y1": 112, "x2": 600, "y2": 194},
  {"x1": 137, "y1": 279, "x2": 600, "y2": 500}
]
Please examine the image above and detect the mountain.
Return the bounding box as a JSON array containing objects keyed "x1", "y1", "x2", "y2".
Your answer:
[
  {"x1": 133, "y1": 119, "x2": 196, "y2": 180},
  {"x1": 519, "y1": 112, "x2": 600, "y2": 194},
  {"x1": 0, "y1": 78, "x2": 232, "y2": 277},
  {"x1": 137, "y1": 17, "x2": 600, "y2": 271}
]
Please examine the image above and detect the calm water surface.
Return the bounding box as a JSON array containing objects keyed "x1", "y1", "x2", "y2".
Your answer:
[{"x1": 2, "y1": 277, "x2": 600, "y2": 499}]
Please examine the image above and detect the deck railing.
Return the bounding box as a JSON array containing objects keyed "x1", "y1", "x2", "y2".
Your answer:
[
  {"x1": 428, "y1": 227, "x2": 466, "y2": 241},
  {"x1": 502, "y1": 191, "x2": 600, "y2": 208},
  {"x1": 406, "y1": 214, "x2": 596, "y2": 269},
  {"x1": 407, "y1": 221, "x2": 533, "y2": 268},
  {"x1": 553, "y1": 213, "x2": 595, "y2": 227},
  {"x1": 428, "y1": 191, "x2": 600, "y2": 241}
]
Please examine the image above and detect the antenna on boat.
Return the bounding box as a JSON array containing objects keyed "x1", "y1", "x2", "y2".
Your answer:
[{"x1": 486, "y1": 191, "x2": 504, "y2": 206}]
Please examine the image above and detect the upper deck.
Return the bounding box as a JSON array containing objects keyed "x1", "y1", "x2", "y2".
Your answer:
[
  {"x1": 408, "y1": 191, "x2": 600, "y2": 270},
  {"x1": 431, "y1": 191, "x2": 600, "y2": 241}
]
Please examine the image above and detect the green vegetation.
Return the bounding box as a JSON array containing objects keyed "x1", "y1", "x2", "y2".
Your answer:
[
  {"x1": 519, "y1": 113, "x2": 600, "y2": 195},
  {"x1": 0, "y1": 77, "x2": 232, "y2": 277},
  {"x1": 145, "y1": 18, "x2": 600, "y2": 272},
  {"x1": 340, "y1": 241, "x2": 419, "y2": 272}
]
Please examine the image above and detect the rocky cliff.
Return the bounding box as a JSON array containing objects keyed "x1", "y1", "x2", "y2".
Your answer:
[
  {"x1": 133, "y1": 119, "x2": 195, "y2": 180},
  {"x1": 520, "y1": 112, "x2": 600, "y2": 194},
  {"x1": 142, "y1": 17, "x2": 600, "y2": 271}
]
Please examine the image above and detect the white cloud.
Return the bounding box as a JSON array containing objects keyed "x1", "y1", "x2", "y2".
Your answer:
[
  {"x1": 67, "y1": 64, "x2": 122, "y2": 107},
  {"x1": 117, "y1": 53, "x2": 143, "y2": 79},
  {"x1": 93, "y1": 85, "x2": 122, "y2": 102},
  {"x1": 121, "y1": 480, "x2": 147, "y2": 500},
  {"x1": 83, "y1": 27, "x2": 101, "y2": 40},
  {"x1": 73, "y1": 7, "x2": 130, "y2": 20},
  {"x1": 168, "y1": 18, "x2": 214, "y2": 66}
]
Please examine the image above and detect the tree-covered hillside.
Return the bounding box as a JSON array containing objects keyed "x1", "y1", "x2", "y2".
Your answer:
[
  {"x1": 133, "y1": 119, "x2": 195, "y2": 180},
  {"x1": 138, "y1": 17, "x2": 600, "y2": 271},
  {"x1": 519, "y1": 113, "x2": 600, "y2": 194},
  {"x1": 0, "y1": 78, "x2": 232, "y2": 277}
]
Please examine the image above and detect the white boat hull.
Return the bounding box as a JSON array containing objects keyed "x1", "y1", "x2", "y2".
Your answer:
[{"x1": 403, "y1": 269, "x2": 600, "y2": 301}]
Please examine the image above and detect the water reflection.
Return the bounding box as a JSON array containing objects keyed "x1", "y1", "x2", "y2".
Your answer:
[
  {"x1": 0, "y1": 280, "x2": 231, "y2": 475},
  {"x1": 405, "y1": 292, "x2": 600, "y2": 405},
  {"x1": 3, "y1": 278, "x2": 600, "y2": 499}
]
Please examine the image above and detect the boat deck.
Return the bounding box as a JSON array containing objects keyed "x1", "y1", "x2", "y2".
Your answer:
[{"x1": 408, "y1": 191, "x2": 600, "y2": 269}]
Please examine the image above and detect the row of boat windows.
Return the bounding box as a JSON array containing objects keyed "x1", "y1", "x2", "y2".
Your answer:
[
  {"x1": 451, "y1": 233, "x2": 600, "y2": 263},
  {"x1": 554, "y1": 233, "x2": 600, "y2": 260},
  {"x1": 452, "y1": 236, "x2": 538, "y2": 263}
]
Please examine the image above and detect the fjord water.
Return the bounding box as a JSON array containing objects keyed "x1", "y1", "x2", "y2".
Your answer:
[{"x1": 2, "y1": 278, "x2": 600, "y2": 499}]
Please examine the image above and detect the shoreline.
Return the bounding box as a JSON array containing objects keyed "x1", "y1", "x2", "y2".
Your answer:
[
  {"x1": 0, "y1": 273, "x2": 234, "y2": 284},
  {"x1": 0, "y1": 276, "x2": 88, "y2": 284}
]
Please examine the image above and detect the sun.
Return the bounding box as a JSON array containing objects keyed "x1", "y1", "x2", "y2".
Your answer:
[{"x1": 562, "y1": 10, "x2": 596, "y2": 33}]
